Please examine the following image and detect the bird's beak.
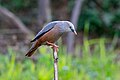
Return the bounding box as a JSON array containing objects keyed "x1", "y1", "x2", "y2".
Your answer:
[
  {"x1": 71, "y1": 28, "x2": 77, "y2": 35},
  {"x1": 74, "y1": 30, "x2": 77, "y2": 35}
]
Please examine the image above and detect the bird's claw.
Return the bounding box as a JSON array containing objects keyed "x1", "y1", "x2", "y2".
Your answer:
[{"x1": 46, "y1": 41, "x2": 59, "y2": 52}]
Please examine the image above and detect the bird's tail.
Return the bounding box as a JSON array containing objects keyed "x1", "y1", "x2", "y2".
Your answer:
[
  {"x1": 25, "y1": 47, "x2": 37, "y2": 57},
  {"x1": 25, "y1": 42, "x2": 40, "y2": 57}
]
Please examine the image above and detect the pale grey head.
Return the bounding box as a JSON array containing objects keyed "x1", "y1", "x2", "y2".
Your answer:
[{"x1": 55, "y1": 21, "x2": 77, "y2": 35}]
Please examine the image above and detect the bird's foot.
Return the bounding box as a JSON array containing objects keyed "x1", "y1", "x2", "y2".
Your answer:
[{"x1": 46, "y1": 41, "x2": 59, "y2": 52}]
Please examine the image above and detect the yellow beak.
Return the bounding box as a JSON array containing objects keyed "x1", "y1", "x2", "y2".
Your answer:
[{"x1": 74, "y1": 30, "x2": 77, "y2": 35}]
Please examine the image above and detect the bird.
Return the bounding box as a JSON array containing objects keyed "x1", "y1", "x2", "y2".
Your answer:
[{"x1": 25, "y1": 21, "x2": 77, "y2": 57}]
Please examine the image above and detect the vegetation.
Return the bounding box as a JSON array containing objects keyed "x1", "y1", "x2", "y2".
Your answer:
[
  {"x1": 0, "y1": 38, "x2": 120, "y2": 80},
  {"x1": 78, "y1": 0, "x2": 120, "y2": 37},
  {"x1": 0, "y1": 0, "x2": 120, "y2": 80},
  {"x1": 1, "y1": 0, "x2": 120, "y2": 37}
]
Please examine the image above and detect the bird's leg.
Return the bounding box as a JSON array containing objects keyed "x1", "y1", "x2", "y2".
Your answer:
[{"x1": 46, "y1": 41, "x2": 59, "y2": 52}]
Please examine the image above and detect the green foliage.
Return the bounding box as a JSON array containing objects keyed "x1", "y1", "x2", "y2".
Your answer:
[
  {"x1": 0, "y1": 0, "x2": 37, "y2": 11},
  {"x1": 1, "y1": 0, "x2": 120, "y2": 37},
  {"x1": 0, "y1": 0, "x2": 38, "y2": 24},
  {"x1": 77, "y1": 0, "x2": 120, "y2": 37},
  {"x1": 0, "y1": 39, "x2": 120, "y2": 80}
]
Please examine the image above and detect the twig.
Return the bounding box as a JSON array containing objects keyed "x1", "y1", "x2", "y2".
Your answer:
[
  {"x1": 53, "y1": 47, "x2": 58, "y2": 80},
  {"x1": 0, "y1": 6, "x2": 33, "y2": 39}
]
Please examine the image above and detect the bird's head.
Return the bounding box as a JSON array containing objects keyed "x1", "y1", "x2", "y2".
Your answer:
[
  {"x1": 55, "y1": 21, "x2": 77, "y2": 35},
  {"x1": 63, "y1": 21, "x2": 77, "y2": 35}
]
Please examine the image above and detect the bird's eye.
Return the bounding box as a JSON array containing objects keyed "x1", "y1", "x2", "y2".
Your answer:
[{"x1": 69, "y1": 26, "x2": 72, "y2": 29}]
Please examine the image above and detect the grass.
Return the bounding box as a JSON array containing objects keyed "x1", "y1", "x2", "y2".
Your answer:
[{"x1": 0, "y1": 38, "x2": 120, "y2": 80}]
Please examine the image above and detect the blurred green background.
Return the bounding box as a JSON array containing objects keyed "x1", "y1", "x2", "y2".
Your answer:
[{"x1": 0, "y1": 0, "x2": 120, "y2": 80}]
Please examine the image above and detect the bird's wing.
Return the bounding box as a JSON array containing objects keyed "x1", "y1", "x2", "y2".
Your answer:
[{"x1": 31, "y1": 22, "x2": 57, "y2": 42}]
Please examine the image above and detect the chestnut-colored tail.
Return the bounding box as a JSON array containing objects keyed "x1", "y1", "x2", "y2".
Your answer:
[
  {"x1": 25, "y1": 41, "x2": 41, "y2": 57},
  {"x1": 25, "y1": 47, "x2": 37, "y2": 57}
]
